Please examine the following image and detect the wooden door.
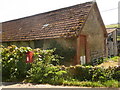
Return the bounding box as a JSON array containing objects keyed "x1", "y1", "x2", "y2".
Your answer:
[
  {"x1": 79, "y1": 35, "x2": 86, "y2": 65},
  {"x1": 76, "y1": 35, "x2": 87, "y2": 65}
]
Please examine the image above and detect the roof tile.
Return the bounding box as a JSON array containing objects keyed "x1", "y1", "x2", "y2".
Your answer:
[{"x1": 2, "y1": 2, "x2": 93, "y2": 42}]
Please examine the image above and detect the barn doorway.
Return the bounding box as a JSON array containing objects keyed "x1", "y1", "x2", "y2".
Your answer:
[
  {"x1": 76, "y1": 35, "x2": 88, "y2": 65},
  {"x1": 79, "y1": 35, "x2": 87, "y2": 65}
]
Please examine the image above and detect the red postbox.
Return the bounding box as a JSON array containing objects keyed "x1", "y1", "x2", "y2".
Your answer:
[{"x1": 26, "y1": 51, "x2": 34, "y2": 63}]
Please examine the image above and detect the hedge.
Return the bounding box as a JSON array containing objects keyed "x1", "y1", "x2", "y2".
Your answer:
[
  {"x1": 1, "y1": 45, "x2": 60, "y2": 81},
  {"x1": 1, "y1": 45, "x2": 120, "y2": 87}
]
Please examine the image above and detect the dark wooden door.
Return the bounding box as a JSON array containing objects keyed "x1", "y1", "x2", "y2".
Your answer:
[
  {"x1": 79, "y1": 35, "x2": 86, "y2": 65},
  {"x1": 76, "y1": 35, "x2": 87, "y2": 65}
]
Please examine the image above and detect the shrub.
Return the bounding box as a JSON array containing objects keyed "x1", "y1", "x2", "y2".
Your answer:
[
  {"x1": 1, "y1": 45, "x2": 32, "y2": 81},
  {"x1": 66, "y1": 65, "x2": 93, "y2": 81},
  {"x1": 1, "y1": 45, "x2": 61, "y2": 82},
  {"x1": 27, "y1": 55, "x2": 67, "y2": 84},
  {"x1": 91, "y1": 67, "x2": 115, "y2": 82},
  {"x1": 63, "y1": 80, "x2": 104, "y2": 87},
  {"x1": 66, "y1": 65, "x2": 120, "y2": 82},
  {"x1": 23, "y1": 48, "x2": 67, "y2": 84},
  {"x1": 1, "y1": 45, "x2": 119, "y2": 87},
  {"x1": 112, "y1": 66, "x2": 120, "y2": 81},
  {"x1": 102, "y1": 80, "x2": 119, "y2": 88},
  {"x1": 110, "y1": 56, "x2": 119, "y2": 62}
]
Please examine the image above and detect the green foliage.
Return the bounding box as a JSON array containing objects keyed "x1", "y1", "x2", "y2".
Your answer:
[
  {"x1": 105, "y1": 24, "x2": 118, "y2": 28},
  {"x1": 28, "y1": 64, "x2": 67, "y2": 84},
  {"x1": 66, "y1": 65, "x2": 120, "y2": 82},
  {"x1": 112, "y1": 66, "x2": 120, "y2": 81},
  {"x1": 33, "y1": 48, "x2": 60, "y2": 66},
  {"x1": 27, "y1": 48, "x2": 67, "y2": 84},
  {"x1": 90, "y1": 57, "x2": 104, "y2": 66},
  {"x1": 110, "y1": 56, "x2": 120, "y2": 62},
  {"x1": 1, "y1": 45, "x2": 32, "y2": 81},
  {"x1": 1, "y1": 45, "x2": 61, "y2": 82},
  {"x1": 63, "y1": 80, "x2": 119, "y2": 87},
  {"x1": 92, "y1": 67, "x2": 115, "y2": 82},
  {"x1": 1, "y1": 45, "x2": 120, "y2": 87},
  {"x1": 66, "y1": 65, "x2": 93, "y2": 81},
  {"x1": 48, "y1": 40, "x2": 76, "y2": 65},
  {"x1": 63, "y1": 80, "x2": 104, "y2": 87},
  {"x1": 102, "y1": 80, "x2": 119, "y2": 88},
  {"x1": 90, "y1": 56, "x2": 120, "y2": 66}
]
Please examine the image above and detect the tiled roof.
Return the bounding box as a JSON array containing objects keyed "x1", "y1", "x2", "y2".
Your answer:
[{"x1": 2, "y1": 2, "x2": 93, "y2": 42}]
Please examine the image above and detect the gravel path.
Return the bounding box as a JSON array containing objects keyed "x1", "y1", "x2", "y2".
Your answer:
[
  {"x1": 1, "y1": 82, "x2": 90, "y2": 88},
  {"x1": 1, "y1": 82, "x2": 119, "y2": 90}
]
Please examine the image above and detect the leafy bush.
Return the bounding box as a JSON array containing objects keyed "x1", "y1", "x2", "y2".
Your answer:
[
  {"x1": 66, "y1": 65, "x2": 93, "y2": 81},
  {"x1": 1, "y1": 45, "x2": 119, "y2": 87},
  {"x1": 63, "y1": 80, "x2": 104, "y2": 87},
  {"x1": 1, "y1": 45, "x2": 32, "y2": 81},
  {"x1": 27, "y1": 48, "x2": 67, "y2": 84},
  {"x1": 90, "y1": 56, "x2": 120, "y2": 66},
  {"x1": 33, "y1": 48, "x2": 60, "y2": 66},
  {"x1": 28, "y1": 64, "x2": 67, "y2": 84},
  {"x1": 66, "y1": 65, "x2": 120, "y2": 82},
  {"x1": 1, "y1": 45, "x2": 61, "y2": 82},
  {"x1": 102, "y1": 80, "x2": 119, "y2": 88},
  {"x1": 112, "y1": 66, "x2": 120, "y2": 81},
  {"x1": 110, "y1": 56, "x2": 119, "y2": 62},
  {"x1": 91, "y1": 67, "x2": 115, "y2": 82}
]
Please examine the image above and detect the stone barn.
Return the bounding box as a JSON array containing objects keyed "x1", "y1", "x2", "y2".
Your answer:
[{"x1": 2, "y1": 1, "x2": 107, "y2": 65}]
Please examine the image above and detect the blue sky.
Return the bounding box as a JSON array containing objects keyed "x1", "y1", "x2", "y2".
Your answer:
[{"x1": 0, "y1": 0, "x2": 119, "y2": 25}]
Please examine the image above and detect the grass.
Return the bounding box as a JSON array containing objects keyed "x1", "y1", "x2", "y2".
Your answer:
[
  {"x1": 105, "y1": 24, "x2": 119, "y2": 28},
  {"x1": 63, "y1": 80, "x2": 104, "y2": 87},
  {"x1": 62, "y1": 80, "x2": 119, "y2": 87},
  {"x1": 102, "y1": 80, "x2": 119, "y2": 88},
  {"x1": 110, "y1": 56, "x2": 120, "y2": 62},
  {"x1": 97, "y1": 56, "x2": 120, "y2": 68}
]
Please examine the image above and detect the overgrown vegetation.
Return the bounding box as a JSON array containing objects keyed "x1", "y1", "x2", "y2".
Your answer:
[
  {"x1": 105, "y1": 24, "x2": 119, "y2": 28},
  {"x1": 48, "y1": 40, "x2": 76, "y2": 65},
  {"x1": 1, "y1": 45, "x2": 32, "y2": 81},
  {"x1": 1, "y1": 45, "x2": 120, "y2": 87},
  {"x1": 89, "y1": 56, "x2": 119, "y2": 66}
]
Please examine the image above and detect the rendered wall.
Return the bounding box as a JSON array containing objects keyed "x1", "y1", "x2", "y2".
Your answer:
[
  {"x1": 2, "y1": 38, "x2": 77, "y2": 66},
  {"x1": 81, "y1": 6, "x2": 106, "y2": 61},
  {"x1": 2, "y1": 41, "x2": 35, "y2": 48},
  {"x1": 42, "y1": 38, "x2": 77, "y2": 66}
]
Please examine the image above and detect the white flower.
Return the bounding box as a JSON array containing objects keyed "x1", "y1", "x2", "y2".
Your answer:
[{"x1": 39, "y1": 58, "x2": 42, "y2": 61}]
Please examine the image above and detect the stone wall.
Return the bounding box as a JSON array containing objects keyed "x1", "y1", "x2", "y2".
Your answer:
[
  {"x1": 2, "y1": 38, "x2": 77, "y2": 66},
  {"x1": 42, "y1": 38, "x2": 77, "y2": 66},
  {"x1": 2, "y1": 41, "x2": 34, "y2": 48},
  {"x1": 81, "y1": 6, "x2": 106, "y2": 61}
]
